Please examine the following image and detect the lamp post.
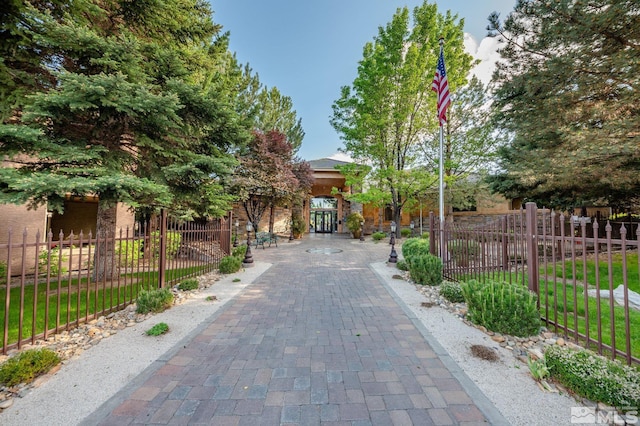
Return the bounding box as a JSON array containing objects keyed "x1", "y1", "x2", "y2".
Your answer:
[
  {"x1": 410, "y1": 221, "x2": 414, "y2": 237},
  {"x1": 360, "y1": 220, "x2": 365, "y2": 242},
  {"x1": 243, "y1": 222, "x2": 254, "y2": 266},
  {"x1": 233, "y1": 219, "x2": 239, "y2": 247},
  {"x1": 388, "y1": 221, "x2": 398, "y2": 263}
]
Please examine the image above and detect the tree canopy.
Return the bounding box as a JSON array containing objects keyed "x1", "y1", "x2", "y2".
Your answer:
[
  {"x1": 331, "y1": 1, "x2": 473, "y2": 226},
  {"x1": 487, "y1": 0, "x2": 640, "y2": 210}
]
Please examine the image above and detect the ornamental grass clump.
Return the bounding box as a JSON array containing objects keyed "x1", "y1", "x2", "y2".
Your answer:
[
  {"x1": 409, "y1": 254, "x2": 442, "y2": 286},
  {"x1": 545, "y1": 345, "x2": 640, "y2": 408},
  {"x1": 177, "y1": 278, "x2": 199, "y2": 291},
  {"x1": 136, "y1": 288, "x2": 174, "y2": 314},
  {"x1": 461, "y1": 279, "x2": 540, "y2": 337},
  {"x1": 0, "y1": 348, "x2": 61, "y2": 387}
]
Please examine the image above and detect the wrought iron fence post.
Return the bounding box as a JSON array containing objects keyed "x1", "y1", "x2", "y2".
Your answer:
[
  {"x1": 158, "y1": 209, "x2": 167, "y2": 289},
  {"x1": 525, "y1": 202, "x2": 539, "y2": 296}
]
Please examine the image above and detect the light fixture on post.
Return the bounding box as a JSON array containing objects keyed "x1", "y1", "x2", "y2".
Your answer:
[
  {"x1": 243, "y1": 222, "x2": 254, "y2": 267},
  {"x1": 233, "y1": 219, "x2": 239, "y2": 247},
  {"x1": 388, "y1": 221, "x2": 398, "y2": 263},
  {"x1": 410, "y1": 220, "x2": 414, "y2": 237},
  {"x1": 360, "y1": 220, "x2": 365, "y2": 242}
]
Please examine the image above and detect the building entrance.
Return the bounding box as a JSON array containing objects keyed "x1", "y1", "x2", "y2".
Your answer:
[{"x1": 310, "y1": 196, "x2": 338, "y2": 234}]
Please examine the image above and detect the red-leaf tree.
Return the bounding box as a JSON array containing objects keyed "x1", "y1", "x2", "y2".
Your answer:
[{"x1": 233, "y1": 130, "x2": 313, "y2": 233}]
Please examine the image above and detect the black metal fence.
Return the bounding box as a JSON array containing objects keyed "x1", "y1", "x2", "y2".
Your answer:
[
  {"x1": 429, "y1": 203, "x2": 639, "y2": 365},
  {"x1": 0, "y1": 211, "x2": 231, "y2": 354}
]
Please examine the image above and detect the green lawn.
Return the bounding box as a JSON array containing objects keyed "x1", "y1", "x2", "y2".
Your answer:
[
  {"x1": 0, "y1": 264, "x2": 212, "y2": 348},
  {"x1": 459, "y1": 253, "x2": 640, "y2": 362},
  {"x1": 543, "y1": 253, "x2": 640, "y2": 293}
]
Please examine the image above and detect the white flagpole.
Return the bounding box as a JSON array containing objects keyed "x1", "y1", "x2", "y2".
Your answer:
[{"x1": 438, "y1": 38, "x2": 445, "y2": 259}]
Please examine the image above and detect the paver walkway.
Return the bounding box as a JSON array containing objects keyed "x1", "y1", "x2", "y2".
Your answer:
[{"x1": 87, "y1": 234, "x2": 499, "y2": 425}]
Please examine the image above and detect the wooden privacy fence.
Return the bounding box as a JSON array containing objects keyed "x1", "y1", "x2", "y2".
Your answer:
[
  {"x1": 0, "y1": 211, "x2": 231, "y2": 354},
  {"x1": 429, "y1": 202, "x2": 640, "y2": 365}
]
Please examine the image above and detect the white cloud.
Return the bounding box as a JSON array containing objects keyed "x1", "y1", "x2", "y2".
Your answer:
[
  {"x1": 327, "y1": 152, "x2": 353, "y2": 162},
  {"x1": 464, "y1": 33, "x2": 502, "y2": 86}
]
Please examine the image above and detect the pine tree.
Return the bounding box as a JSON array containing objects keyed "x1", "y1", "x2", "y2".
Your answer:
[
  {"x1": 487, "y1": 0, "x2": 640, "y2": 209},
  {"x1": 0, "y1": 1, "x2": 244, "y2": 277}
]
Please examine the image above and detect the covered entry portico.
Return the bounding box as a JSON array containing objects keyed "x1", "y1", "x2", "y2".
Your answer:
[{"x1": 306, "y1": 158, "x2": 355, "y2": 235}]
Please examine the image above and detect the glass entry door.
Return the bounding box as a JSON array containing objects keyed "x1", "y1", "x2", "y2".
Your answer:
[{"x1": 313, "y1": 211, "x2": 336, "y2": 233}]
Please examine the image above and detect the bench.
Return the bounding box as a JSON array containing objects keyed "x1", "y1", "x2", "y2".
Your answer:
[{"x1": 254, "y1": 232, "x2": 278, "y2": 249}]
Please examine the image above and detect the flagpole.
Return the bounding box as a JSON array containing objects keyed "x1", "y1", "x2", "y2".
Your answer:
[{"x1": 438, "y1": 38, "x2": 445, "y2": 259}]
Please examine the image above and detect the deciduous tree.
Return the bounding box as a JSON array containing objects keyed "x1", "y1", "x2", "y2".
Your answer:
[{"x1": 331, "y1": 1, "x2": 473, "y2": 228}]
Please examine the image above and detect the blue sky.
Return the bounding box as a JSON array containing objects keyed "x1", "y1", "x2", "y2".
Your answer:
[{"x1": 210, "y1": 1, "x2": 516, "y2": 161}]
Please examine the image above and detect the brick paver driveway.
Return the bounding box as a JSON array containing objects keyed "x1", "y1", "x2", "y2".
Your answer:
[{"x1": 90, "y1": 234, "x2": 501, "y2": 425}]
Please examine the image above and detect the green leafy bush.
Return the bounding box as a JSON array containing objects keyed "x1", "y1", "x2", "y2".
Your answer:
[
  {"x1": 0, "y1": 261, "x2": 6, "y2": 284},
  {"x1": 396, "y1": 260, "x2": 409, "y2": 271},
  {"x1": 346, "y1": 212, "x2": 364, "y2": 237},
  {"x1": 401, "y1": 238, "x2": 431, "y2": 265},
  {"x1": 115, "y1": 239, "x2": 143, "y2": 267},
  {"x1": 219, "y1": 255, "x2": 242, "y2": 274},
  {"x1": 136, "y1": 288, "x2": 174, "y2": 314},
  {"x1": 0, "y1": 348, "x2": 61, "y2": 387},
  {"x1": 461, "y1": 279, "x2": 540, "y2": 337},
  {"x1": 545, "y1": 345, "x2": 640, "y2": 408},
  {"x1": 232, "y1": 244, "x2": 247, "y2": 258},
  {"x1": 421, "y1": 231, "x2": 429, "y2": 239},
  {"x1": 150, "y1": 230, "x2": 182, "y2": 259},
  {"x1": 177, "y1": 278, "x2": 199, "y2": 291},
  {"x1": 409, "y1": 254, "x2": 443, "y2": 286},
  {"x1": 291, "y1": 213, "x2": 307, "y2": 238},
  {"x1": 371, "y1": 232, "x2": 386, "y2": 241},
  {"x1": 146, "y1": 322, "x2": 169, "y2": 336},
  {"x1": 400, "y1": 228, "x2": 412, "y2": 238},
  {"x1": 38, "y1": 247, "x2": 68, "y2": 277},
  {"x1": 439, "y1": 281, "x2": 464, "y2": 303}
]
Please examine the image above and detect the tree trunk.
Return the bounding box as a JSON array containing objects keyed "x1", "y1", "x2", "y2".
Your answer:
[
  {"x1": 378, "y1": 207, "x2": 383, "y2": 232},
  {"x1": 268, "y1": 204, "x2": 275, "y2": 234},
  {"x1": 94, "y1": 200, "x2": 118, "y2": 282}
]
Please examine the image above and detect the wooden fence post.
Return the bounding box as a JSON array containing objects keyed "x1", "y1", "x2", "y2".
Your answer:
[{"x1": 525, "y1": 202, "x2": 539, "y2": 295}]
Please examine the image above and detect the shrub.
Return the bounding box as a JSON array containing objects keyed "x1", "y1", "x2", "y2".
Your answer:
[
  {"x1": 146, "y1": 322, "x2": 169, "y2": 336},
  {"x1": 115, "y1": 239, "x2": 143, "y2": 267},
  {"x1": 401, "y1": 238, "x2": 431, "y2": 264},
  {"x1": 439, "y1": 281, "x2": 464, "y2": 303},
  {"x1": 346, "y1": 212, "x2": 364, "y2": 237},
  {"x1": 219, "y1": 255, "x2": 242, "y2": 274},
  {"x1": 291, "y1": 213, "x2": 307, "y2": 238},
  {"x1": 409, "y1": 254, "x2": 443, "y2": 286},
  {"x1": 396, "y1": 260, "x2": 409, "y2": 271},
  {"x1": 232, "y1": 244, "x2": 247, "y2": 259},
  {"x1": 461, "y1": 279, "x2": 540, "y2": 337},
  {"x1": 0, "y1": 261, "x2": 6, "y2": 284},
  {"x1": 400, "y1": 228, "x2": 412, "y2": 238},
  {"x1": 136, "y1": 288, "x2": 174, "y2": 314},
  {"x1": 0, "y1": 348, "x2": 61, "y2": 387},
  {"x1": 420, "y1": 231, "x2": 429, "y2": 239},
  {"x1": 371, "y1": 232, "x2": 386, "y2": 241},
  {"x1": 177, "y1": 278, "x2": 199, "y2": 291},
  {"x1": 545, "y1": 345, "x2": 640, "y2": 408},
  {"x1": 38, "y1": 247, "x2": 68, "y2": 277},
  {"x1": 150, "y1": 230, "x2": 181, "y2": 259}
]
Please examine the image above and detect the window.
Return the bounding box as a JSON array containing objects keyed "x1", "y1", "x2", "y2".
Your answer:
[{"x1": 384, "y1": 205, "x2": 393, "y2": 221}]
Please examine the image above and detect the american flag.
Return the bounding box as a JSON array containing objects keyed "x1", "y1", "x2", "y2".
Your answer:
[{"x1": 431, "y1": 49, "x2": 451, "y2": 126}]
